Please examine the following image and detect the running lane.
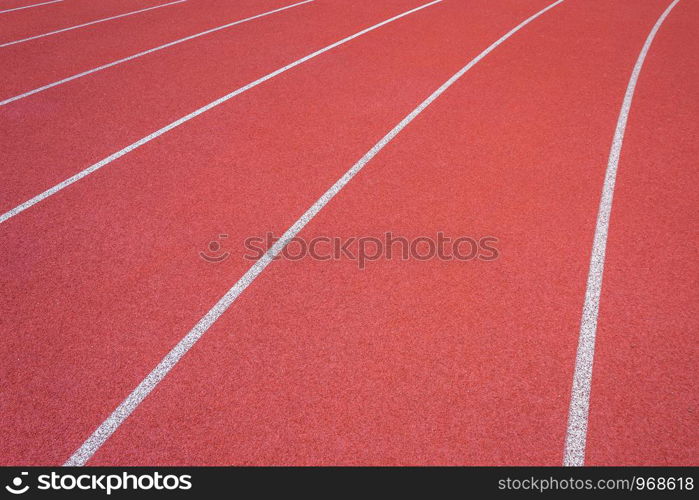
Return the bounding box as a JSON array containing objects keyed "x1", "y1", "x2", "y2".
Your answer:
[
  {"x1": 0, "y1": 0, "x2": 433, "y2": 215},
  {"x1": 0, "y1": 0, "x2": 553, "y2": 465},
  {"x1": 83, "y1": 0, "x2": 672, "y2": 464},
  {"x1": 584, "y1": 0, "x2": 698, "y2": 465},
  {"x1": 0, "y1": 0, "x2": 59, "y2": 12},
  {"x1": 0, "y1": 0, "x2": 63, "y2": 16},
  {"x1": 0, "y1": 0, "x2": 304, "y2": 95},
  {"x1": 0, "y1": 0, "x2": 173, "y2": 40}
]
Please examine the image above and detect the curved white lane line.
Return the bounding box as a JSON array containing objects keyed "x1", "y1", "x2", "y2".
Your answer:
[
  {"x1": 0, "y1": 0, "x2": 314, "y2": 106},
  {"x1": 1, "y1": 0, "x2": 188, "y2": 48},
  {"x1": 63, "y1": 0, "x2": 565, "y2": 467},
  {"x1": 563, "y1": 0, "x2": 682, "y2": 467},
  {"x1": 0, "y1": 0, "x2": 62, "y2": 15},
  {"x1": 0, "y1": 0, "x2": 438, "y2": 225}
]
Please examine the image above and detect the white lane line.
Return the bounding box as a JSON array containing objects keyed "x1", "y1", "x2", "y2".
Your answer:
[
  {"x1": 0, "y1": 0, "x2": 441, "y2": 225},
  {"x1": 1, "y1": 0, "x2": 188, "y2": 48},
  {"x1": 563, "y1": 0, "x2": 681, "y2": 467},
  {"x1": 0, "y1": 0, "x2": 62, "y2": 15},
  {"x1": 0, "y1": 0, "x2": 314, "y2": 106},
  {"x1": 63, "y1": 0, "x2": 565, "y2": 467}
]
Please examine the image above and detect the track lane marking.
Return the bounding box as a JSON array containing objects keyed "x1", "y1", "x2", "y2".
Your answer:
[
  {"x1": 563, "y1": 0, "x2": 682, "y2": 467},
  {"x1": 0, "y1": 0, "x2": 62, "y2": 15},
  {"x1": 0, "y1": 0, "x2": 441, "y2": 225},
  {"x1": 0, "y1": 0, "x2": 314, "y2": 106},
  {"x1": 63, "y1": 0, "x2": 564, "y2": 467},
  {"x1": 1, "y1": 0, "x2": 188, "y2": 48}
]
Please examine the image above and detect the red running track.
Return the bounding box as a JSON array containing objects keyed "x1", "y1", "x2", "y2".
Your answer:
[
  {"x1": 0, "y1": 0, "x2": 696, "y2": 465},
  {"x1": 0, "y1": 0, "x2": 174, "y2": 40},
  {"x1": 0, "y1": 0, "x2": 430, "y2": 212},
  {"x1": 585, "y1": 0, "x2": 698, "y2": 466}
]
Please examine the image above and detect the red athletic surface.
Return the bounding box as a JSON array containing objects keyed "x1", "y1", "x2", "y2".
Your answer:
[
  {"x1": 0, "y1": 0, "x2": 696, "y2": 465},
  {"x1": 0, "y1": 0, "x2": 167, "y2": 40},
  {"x1": 585, "y1": 0, "x2": 698, "y2": 466},
  {"x1": 1, "y1": 0, "x2": 302, "y2": 96}
]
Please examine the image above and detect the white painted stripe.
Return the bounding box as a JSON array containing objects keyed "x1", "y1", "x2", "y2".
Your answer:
[
  {"x1": 0, "y1": 0, "x2": 314, "y2": 106},
  {"x1": 63, "y1": 0, "x2": 564, "y2": 467},
  {"x1": 0, "y1": 0, "x2": 62, "y2": 15},
  {"x1": 0, "y1": 0, "x2": 441, "y2": 225},
  {"x1": 0, "y1": 0, "x2": 187, "y2": 48},
  {"x1": 563, "y1": 0, "x2": 681, "y2": 467}
]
